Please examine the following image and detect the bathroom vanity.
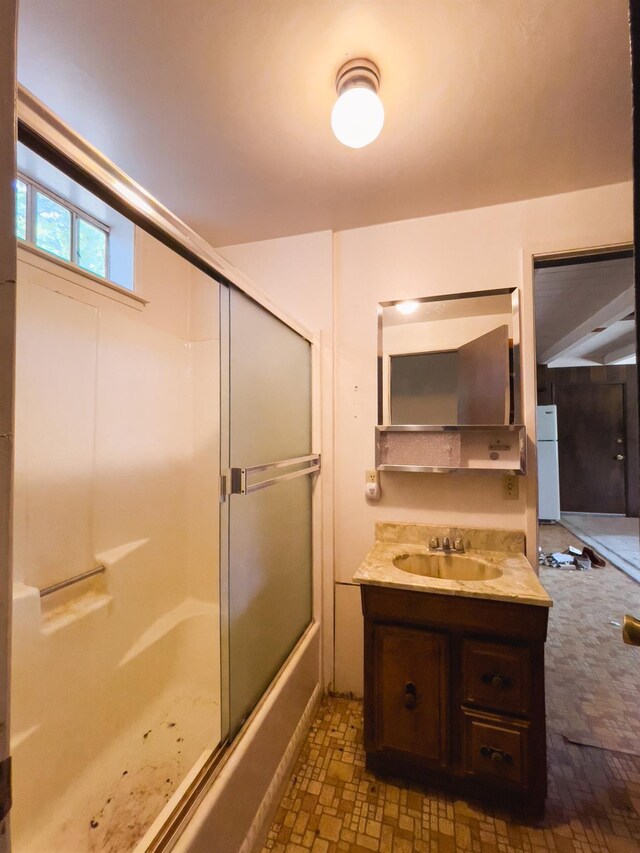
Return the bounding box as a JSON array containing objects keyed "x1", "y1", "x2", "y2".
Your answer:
[{"x1": 355, "y1": 523, "x2": 552, "y2": 815}]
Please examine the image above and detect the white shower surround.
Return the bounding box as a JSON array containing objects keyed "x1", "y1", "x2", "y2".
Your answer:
[
  {"x1": 8, "y1": 85, "x2": 327, "y2": 853},
  {"x1": 11, "y1": 239, "x2": 223, "y2": 852}
]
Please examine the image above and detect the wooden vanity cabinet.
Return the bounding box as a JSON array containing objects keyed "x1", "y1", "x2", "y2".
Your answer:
[{"x1": 362, "y1": 584, "x2": 549, "y2": 815}]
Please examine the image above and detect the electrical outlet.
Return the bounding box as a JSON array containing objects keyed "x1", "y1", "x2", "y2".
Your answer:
[
  {"x1": 366, "y1": 470, "x2": 378, "y2": 484},
  {"x1": 504, "y1": 474, "x2": 519, "y2": 500}
]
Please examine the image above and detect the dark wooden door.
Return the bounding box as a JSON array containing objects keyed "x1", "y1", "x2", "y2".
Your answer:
[
  {"x1": 374, "y1": 624, "x2": 448, "y2": 766},
  {"x1": 555, "y1": 383, "x2": 626, "y2": 513}
]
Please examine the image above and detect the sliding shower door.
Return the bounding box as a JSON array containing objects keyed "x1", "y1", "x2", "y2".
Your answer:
[{"x1": 224, "y1": 286, "x2": 314, "y2": 737}]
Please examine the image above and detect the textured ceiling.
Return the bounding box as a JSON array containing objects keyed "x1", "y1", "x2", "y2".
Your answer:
[
  {"x1": 17, "y1": 0, "x2": 632, "y2": 246},
  {"x1": 535, "y1": 257, "x2": 635, "y2": 366}
]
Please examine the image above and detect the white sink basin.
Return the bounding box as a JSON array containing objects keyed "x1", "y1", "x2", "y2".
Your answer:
[{"x1": 392, "y1": 552, "x2": 502, "y2": 581}]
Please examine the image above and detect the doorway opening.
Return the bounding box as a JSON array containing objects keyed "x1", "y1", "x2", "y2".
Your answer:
[
  {"x1": 534, "y1": 247, "x2": 639, "y2": 582},
  {"x1": 530, "y1": 244, "x2": 640, "y2": 791}
]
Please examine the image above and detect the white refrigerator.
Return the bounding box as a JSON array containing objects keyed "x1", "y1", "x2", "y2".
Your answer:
[{"x1": 537, "y1": 405, "x2": 561, "y2": 522}]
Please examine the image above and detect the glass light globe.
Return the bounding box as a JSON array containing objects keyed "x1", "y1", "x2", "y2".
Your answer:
[{"x1": 331, "y1": 86, "x2": 384, "y2": 148}]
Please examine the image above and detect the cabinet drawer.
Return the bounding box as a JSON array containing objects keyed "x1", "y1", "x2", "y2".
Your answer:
[
  {"x1": 463, "y1": 639, "x2": 531, "y2": 714},
  {"x1": 463, "y1": 711, "x2": 529, "y2": 788}
]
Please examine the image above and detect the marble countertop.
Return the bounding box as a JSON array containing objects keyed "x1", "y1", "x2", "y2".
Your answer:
[{"x1": 353, "y1": 523, "x2": 552, "y2": 608}]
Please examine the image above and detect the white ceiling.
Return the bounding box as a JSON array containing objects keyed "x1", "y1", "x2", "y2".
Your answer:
[
  {"x1": 17, "y1": 1, "x2": 632, "y2": 246},
  {"x1": 535, "y1": 256, "x2": 636, "y2": 368}
]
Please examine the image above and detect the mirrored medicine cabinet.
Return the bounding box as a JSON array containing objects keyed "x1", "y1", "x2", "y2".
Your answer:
[{"x1": 376, "y1": 287, "x2": 526, "y2": 473}]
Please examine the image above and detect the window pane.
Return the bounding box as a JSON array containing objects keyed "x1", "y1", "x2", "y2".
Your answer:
[
  {"x1": 77, "y1": 218, "x2": 107, "y2": 278},
  {"x1": 15, "y1": 179, "x2": 27, "y2": 241},
  {"x1": 35, "y1": 191, "x2": 71, "y2": 261}
]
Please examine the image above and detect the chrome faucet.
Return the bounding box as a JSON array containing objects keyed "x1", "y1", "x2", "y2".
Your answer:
[{"x1": 429, "y1": 535, "x2": 465, "y2": 553}]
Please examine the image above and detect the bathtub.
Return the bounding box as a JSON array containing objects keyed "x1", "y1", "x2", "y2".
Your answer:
[{"x1": 10, "y1": 560, "x2": 221, "y2": 853}]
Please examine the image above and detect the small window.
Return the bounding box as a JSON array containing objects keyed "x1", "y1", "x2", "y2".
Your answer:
[
  {"x1": 77, "y1": 217, "x2": 107, "y2": 278},
  {"x1": 15, "y1": 179, "x2": 27, "y2": 241},
  {"x1": 35, "y1": 190, "x2": 72, "y2": 262},
  {"x1": 15, "y1": 174, "x2": 111, "y2": 281}
]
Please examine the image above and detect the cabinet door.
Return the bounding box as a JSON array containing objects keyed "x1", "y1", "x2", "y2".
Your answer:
[{"x1": 374, "y1": 625, "x2": 448, "y2": 766}]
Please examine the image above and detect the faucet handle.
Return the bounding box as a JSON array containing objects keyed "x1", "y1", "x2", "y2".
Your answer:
[
  {"x1": 453, "y1": 538, "x2": 465, "y2": 552},
  {"x1": 429, "y1": 536, "x2": 439, "y2": 550}
]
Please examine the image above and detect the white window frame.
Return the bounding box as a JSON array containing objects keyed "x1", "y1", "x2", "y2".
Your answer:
[{"x1": 16, "y1": 172, "x2": 111, "y2": 279}]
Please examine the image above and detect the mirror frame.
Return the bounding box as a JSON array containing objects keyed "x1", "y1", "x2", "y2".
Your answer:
[{"x1": 377, "y1": 287, "x2": 522, "y2": 426}]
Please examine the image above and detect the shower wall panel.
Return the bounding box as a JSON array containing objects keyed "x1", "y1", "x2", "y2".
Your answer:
[
  {"x1": 13, "y1": 280, "x2": 97, "y2": 590},
  {"x1": 11, "y1": 233, "x2": 221, "y2": 853}
]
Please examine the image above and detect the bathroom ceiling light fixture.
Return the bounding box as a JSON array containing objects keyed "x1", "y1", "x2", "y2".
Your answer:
[
  {"x1": 331, "y1": 59, "x2": 384, "y2": 149},
  {"x1": 396, "y1": 300, "x2": 420, "y2": 315}
]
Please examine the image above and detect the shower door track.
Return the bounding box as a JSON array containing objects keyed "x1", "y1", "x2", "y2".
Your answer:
[
  {"x1": 143, "y1": 620, "x2": 318, "y2": 853},
  {"x1": 142, "y1": 740, "x2": 229, "y2": 853}
]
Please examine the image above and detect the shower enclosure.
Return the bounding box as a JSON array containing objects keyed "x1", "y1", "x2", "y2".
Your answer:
[
  {"x1": 225, "y1": 286, "x2": 314, "y2": 739},
  {"x1": 8, "y1": 90, "x2": 318, "y2": 853}
]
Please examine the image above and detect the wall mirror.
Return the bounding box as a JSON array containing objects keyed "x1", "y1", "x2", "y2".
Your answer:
[{"x1": 378, "y1": 288, "x2": 522, "y2": 427}]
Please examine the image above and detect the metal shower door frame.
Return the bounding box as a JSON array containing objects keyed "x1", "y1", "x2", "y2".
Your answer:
[{"x1": 217, "y1": 281, "x2": 322, "y2": 745}]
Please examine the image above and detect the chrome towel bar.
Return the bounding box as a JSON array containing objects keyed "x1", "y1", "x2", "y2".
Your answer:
[
  {"x1": 39, "y1": 565, "x2": 106, "y2": 598},
  {"x1": 226, "y1": 454, "x2": 321, "y2": 496}
]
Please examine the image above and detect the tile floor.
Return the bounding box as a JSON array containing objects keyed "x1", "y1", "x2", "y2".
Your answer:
[
  {"x1": 560, "y1": 515, "x2": 640, "y2": 584},
  {"x1": 261, "y1": 528, "x2": 640, "y2": 853}
]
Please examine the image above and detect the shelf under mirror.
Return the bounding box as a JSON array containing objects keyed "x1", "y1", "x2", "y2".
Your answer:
[{"x1": 375, "y1": 424, "x2": 526, "y2": 474}]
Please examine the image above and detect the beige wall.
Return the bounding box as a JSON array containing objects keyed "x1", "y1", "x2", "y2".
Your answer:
[
  {"x1": 219, "y1": 181, "x2": 633, "y2": 696},
  {"x1": 333, "y1": 180, "x2": 633, "y2": 693}
]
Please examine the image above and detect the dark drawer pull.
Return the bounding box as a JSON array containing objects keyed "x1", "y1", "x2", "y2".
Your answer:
[
  {"x1": 404, "y1": 681, "x2": 417, "y2": 709},
  {"x1": 480, "y1": 672, "x2": 512, "y2": 689},
  {"x1": 480, "y1": 745, "x2": 512, "y2": 764}
]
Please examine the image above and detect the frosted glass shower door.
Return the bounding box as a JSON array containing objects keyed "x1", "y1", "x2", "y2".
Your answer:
[{"x1": 226, "y1": 287, "x2": 314, "y2": 737}]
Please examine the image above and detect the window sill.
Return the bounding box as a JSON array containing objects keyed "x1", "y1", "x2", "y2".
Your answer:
[{"x1": 17, "y1": 242, "x2": 147, "y2": 310}]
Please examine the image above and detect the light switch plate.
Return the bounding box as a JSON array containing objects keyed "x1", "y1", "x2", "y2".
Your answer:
[{"x1": 503, "y1": 474, "x2": 519, "y2": 500}]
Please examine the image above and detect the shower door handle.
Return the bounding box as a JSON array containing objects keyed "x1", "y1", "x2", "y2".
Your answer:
[{"x1": 225, "y1": 454, "x2": 321, "y2": 496}]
